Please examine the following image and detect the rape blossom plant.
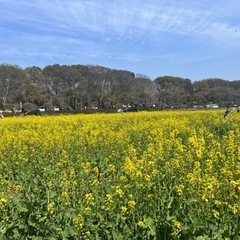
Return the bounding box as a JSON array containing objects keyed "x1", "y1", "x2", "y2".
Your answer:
[{"x1": 0, "y1": 110, "x2": 239, "y2": 239}]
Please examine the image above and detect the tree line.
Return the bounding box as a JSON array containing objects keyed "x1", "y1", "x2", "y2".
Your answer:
[{"x1": 0, "y1": 63, "x2": 240, "y2": 111}]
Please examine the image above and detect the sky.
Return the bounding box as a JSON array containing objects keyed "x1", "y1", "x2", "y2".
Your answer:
[{"x1": 0, "y1": 0, "x2": 240, "y2": 81}]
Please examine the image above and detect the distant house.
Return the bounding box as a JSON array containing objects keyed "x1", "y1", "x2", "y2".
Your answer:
[{"x1": 206, "y1": 103, "x2": 219, "y2": 109}]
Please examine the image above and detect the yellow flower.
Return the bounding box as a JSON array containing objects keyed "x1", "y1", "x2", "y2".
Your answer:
[
  {"x1": 61, "y1": 191, "x2": 68, "y2": 198},
  {"x1": 115, "y1": 186, "x2": 124, "y2": 197},
  {"x1": 214, "y1": 200, "x2": 222, "y2": 206},
  {"x1": 121, "y1": 206, "x2": 128, "y2": 213},
  {"x1": 0, "y1": 197, "x2": 7, "y2": 205},
  {"x1": 212, "y1": 210, "x2": 220, "y2": 218},
  {"x1": 47, "y1": 202, "x2": 55, "y2": 214},
  {"x1": 85, "y1": 193, "x2": 94, "y2": 201},
  {"x1": 137, "y1": 221, "x2": 145, "y2": 228},
  {"x1": 128, "y1": 194, "x2": 133, "y2": 199},
  {"x1": 105, "y1": 194, "x2": 113, "y2": 203},
  {"x1": 92, "y1": 167, "x2": 99, "y2": 176},
  {"x1": 73, "y1": 214, "x2": 84, "y2": 230},
  {"x1": 128, "y1": 200, "x2": 136, "y2": 208},
  {"x1": 229, "y1": 204, "x2": 238, "y2": 214},
  {"x1": 84, "y1": 207, "x2": 91, "y2": 213},
  {"x1": 172, "y1": 220, "x2": 181, "y2": 230},
  {"x1": 177, "y1": 184, "x2": 185, "y2": 196}
]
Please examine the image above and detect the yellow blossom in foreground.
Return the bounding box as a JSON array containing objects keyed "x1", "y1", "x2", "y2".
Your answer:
[
  {"x1": 137, "y1": 221, "x2": 145, "y2": 228},
  {"x1": 47, "y1": 202, "x2": 55, "y2": 214},
  {"x1": 177, "y1": 184, "x2": 185, "y2": 196},
  {"x1": 121, "y1": 206, "x2": 128, "y2": 213},
  {"x1": 0, "y1": 197, "x2": 7, "y2": 204},
  {"x1": 1, "y1": 111, "x2": 240, "y2": 238},
  {"x1": 172, "y1": 220, "x2": 181, "y2": 230},
  {"x1": 214, "y1": 200, "x2": 222, "y2": 206},
  {"x1": 212, "y1": 209, "x2": 220, "y2": 218},
  {"x1": 73, "y1": 214, "x2": 84, "y2": 230},
  {"x1": 115, "y1": 186, "x2": 124, "y2": 197},
  {"x1": 85, "y1": 193, "x2": 95, "y2": 205},
  {"x1": 128, "y1": 200, "x2": 136, "y2": 208}
]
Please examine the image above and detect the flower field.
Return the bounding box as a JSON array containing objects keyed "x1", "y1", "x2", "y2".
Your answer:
[{"x1": 0, "y1": 110, "x2": 240, "y2": 239}]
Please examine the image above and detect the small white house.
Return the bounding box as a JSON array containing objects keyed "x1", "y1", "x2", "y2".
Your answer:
[
  {"x1": 53, "y1": 106, "x2": 60, "y2": 111},
  {"x1": 206, "y1": 103, "x2": 219, "y2": 109}
]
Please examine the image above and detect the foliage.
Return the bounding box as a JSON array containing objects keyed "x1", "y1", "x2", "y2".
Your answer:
[
  {"x1": 0, "y1": 110, "x2": 240, "y2": 239},
  {"x1": 1, "y1": 64, "x2": 240, "y2": 110}
]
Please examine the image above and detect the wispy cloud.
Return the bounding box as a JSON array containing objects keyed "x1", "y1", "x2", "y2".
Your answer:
[
  {"x1": 1, "y1": 0, "x2": 239, "y2": 45},
  {"x1": 0, "y1": 0, "x2": 240, "y2": 79},
  {"x1": 1, "y1": 1, "x2": 237, "y2": 39},
  {"x1": 43, "y1": 0, "x2": 240, "y2": 45}
]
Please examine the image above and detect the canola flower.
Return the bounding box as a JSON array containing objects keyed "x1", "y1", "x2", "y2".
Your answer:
[
  {"x1": 0, "y1": 197, "x2": 7, "y2": 205},
  {"x1": 0, "y1": 110, "x2": 240, "y2": 239}
]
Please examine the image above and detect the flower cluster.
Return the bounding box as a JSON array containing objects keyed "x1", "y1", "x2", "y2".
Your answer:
[{"x1": 0, "y1": 110, "x2": 240, "y2": 239}]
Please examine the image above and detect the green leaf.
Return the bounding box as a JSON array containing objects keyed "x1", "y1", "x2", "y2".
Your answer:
[
  {"x1": 38, "y1": 216, "x2": 47, "y2": 222},
  {"x1": 166, "y1": 214, "x2": 175, "y2": 221},
  {"x1": 31, "y1": 237, "x2": 44, "y2": 240},
  {"x1": 112, "y1": 229, "x2": 124, "y2": 240},
  {"x1": 49, "y1": 190, "x2": 57, "y2": 198},
  {"x1": 144, "y1": 216, "x2": 156, "y2": 236},
  {"x1": 18, "y1": 224, "x2": 26, "y2": 230},
  {"x1": 16, "y1": 204, "x2": 28, "y2": 213},
  {"x1": 212, "y1": 228, "x2": 224, "y2": 239},
  {"x1": 63, "y1": 225, "x2": 77, "y2": 238},
  {"x1": 196, "y1": 236, "x2": 210, "y2": 240}
]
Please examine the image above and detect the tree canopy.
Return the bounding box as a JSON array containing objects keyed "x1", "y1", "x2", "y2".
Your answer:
[{"x1": 0, "y1": 63, "x2": 239, "y2": 111}]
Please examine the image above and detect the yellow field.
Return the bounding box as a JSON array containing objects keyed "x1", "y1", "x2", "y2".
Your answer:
[{"x1": 0, "y1": 110, "x2": 240, "y2": 239}]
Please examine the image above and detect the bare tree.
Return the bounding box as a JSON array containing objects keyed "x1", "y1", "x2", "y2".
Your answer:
[
  {"x1": 131, "y1": 76, "x2": 157, "y2": 106},
  {"x1": 0, "y1": 64, "x2": 25, "y2": 109}
]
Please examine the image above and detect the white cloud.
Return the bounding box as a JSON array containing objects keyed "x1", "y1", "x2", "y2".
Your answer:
[
  {"x1": 44, "y1": 1, "x2": 240, "y2": 46},
  {"x1": 1, "y1": 0, "x2": 240, "y2": 79},
  {"x1": 1, "y1": 0, "x2": 240, "y2": 46}
]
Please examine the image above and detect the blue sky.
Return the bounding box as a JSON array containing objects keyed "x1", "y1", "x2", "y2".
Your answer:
[{"x1": 0, "y1": 0, "x2": 240, "y2": 81}]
